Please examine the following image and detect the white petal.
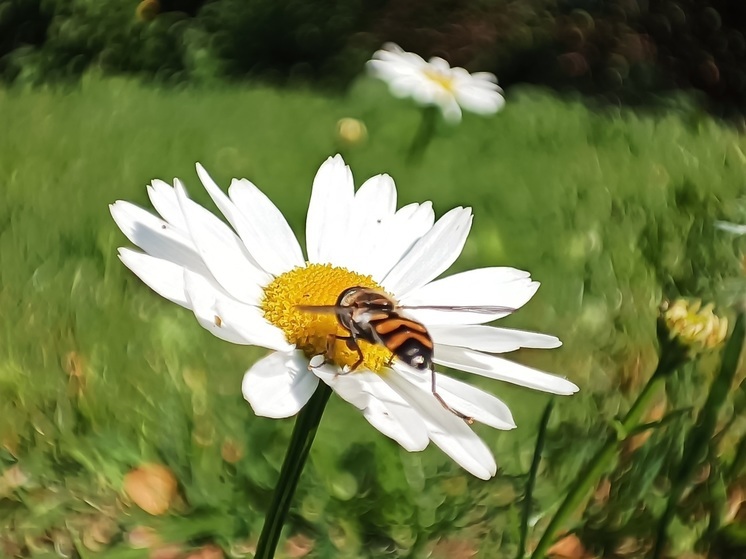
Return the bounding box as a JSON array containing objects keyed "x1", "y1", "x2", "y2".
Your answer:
[
  {"x1": 428, "y1": 324, "x2": 562, "y2": 353},
  {"x1": 110, "y1": 201, "x2": 209, "y2": 276},
  {"x1": 195, "y1": 166, "x2": 305, "y2": 275},
  {"x1": 305, "y1": 155, "x2": 355, "y2": 264},
  {"x1": 341, "y1": 174, "x2": 400, "y2": 275},
  {"x1": 118, "y1": 248, "x2": 188, "y2": 307},
  {"x1": 428, "y1": 371, "x2": 516, "y2": 430},
  {"x1": 433, "y1": 345, "x2": 579, "y2": 395},
  {"x1": 381, "y1": 368, "x2": 497, "y2": 479},
  {"x1": 365, "y1": 202, "x2": 436, "y2": 282},
  {"x1": 183, "y1": 270, "x2": 256, "y2": 345},
  {"x1": 427, "y1": 57, "x2": 452, "y2": 72},
  {"x1": 409, "y1": 78, "x2": 441, "y2": 105},
  {"x1": 214, "y1": 297, "x2": 294, "y2": 352},
  {"x1": 470, "y1": 72, "x2": 499, "y2": 84},
  {"x1": 455, "y1": 85, "x2": 505, "y2": 116},
  {"x1": 313, "y1": 366, "x2": 429, "y2": 452},
  {"x1": 196, "y1": 164, "x2": 302, "y2": 277},
  {"x1": 367, "y1": 59, "x2": 418, "y2": 83},
  {"x1": 382, "y1": 207, "x2": 473, "y2": 297},
  {"x1": 401, "y1": 267, "x2": 539, "y2": 325},
  {"x1": 242, "y1": 351, "x2": 319, "y2": 418},
  {"x1": 147, "y1": 180, "x2": 187, "y2": 231},
  {"x1": 352, "y1": 174, "x2": 398, "y2": 237},
  {"x1": 439, "y1": 97, "x2": 463, "y2": 124},
  {"x1": 175, "y1": 180, "x2": 269, "y2": 304},
  {"x1": 389, "y1": 76, "x2": 434, "y2": 101}
]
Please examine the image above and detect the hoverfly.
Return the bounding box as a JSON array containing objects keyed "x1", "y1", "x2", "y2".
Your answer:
[{"x1": 297, "y1": 286, "x2": 515, "y2": 423}]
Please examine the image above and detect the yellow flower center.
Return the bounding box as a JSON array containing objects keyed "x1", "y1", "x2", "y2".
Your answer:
[
  {"x1": 423, "y1": 69, "x2": 456, "y2": 93},
  {"x1": 261, "y1": 263, "x2": 393, "y2": 372}
]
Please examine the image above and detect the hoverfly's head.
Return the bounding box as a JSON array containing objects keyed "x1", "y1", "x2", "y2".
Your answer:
[
  {"x1": 261, "y1": 264, "x2": 394, "y2": 372},
  {"x1": 336, "y1": 286, "x2": 364, "y2": 308}
]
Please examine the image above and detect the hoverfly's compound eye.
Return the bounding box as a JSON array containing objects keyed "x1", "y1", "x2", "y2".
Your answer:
[{"x1": 337, "y1": 287, "x2": 362, "y2": 307}]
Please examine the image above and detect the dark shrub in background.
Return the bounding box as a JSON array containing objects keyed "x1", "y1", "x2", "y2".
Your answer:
[{"x1": 2, "y1": 0, "x2": 746, "y2": 117}]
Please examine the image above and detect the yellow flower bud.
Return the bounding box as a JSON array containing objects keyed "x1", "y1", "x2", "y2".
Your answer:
[
  {"x1": 661, "y1": 299, "x2": 728, "y2": 352},
  {"x1": 336, "y1": 118, "x2": 367, "y2": 146}
]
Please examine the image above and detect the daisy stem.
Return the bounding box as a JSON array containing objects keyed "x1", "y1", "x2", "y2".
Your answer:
[
  {"x1": 407, "y1": 106, "x2": 439, "y2": 163},
  {"x1": 517, "y1": 400, "x2": 554, "y2": 559},
  {"x1": 255, "y1": 382, "x2": 332, "y2": 559},
  {"x1": 652, "y1": 312, "x2": 745, "y2": 559},
  {"x1": 530, "y1": 355, "x2": 678, "y2": 559}
]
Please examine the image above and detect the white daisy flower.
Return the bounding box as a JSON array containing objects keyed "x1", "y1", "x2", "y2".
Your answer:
[
  {"x1": 110, "y1": 155, "x2": 577, "y2": 479},
  {"x1": 715, "y1": 220, "x2": 746, "y2": 235},
  {"x1": 367, "y1": 42, "x2": 505, "y2": 124}
]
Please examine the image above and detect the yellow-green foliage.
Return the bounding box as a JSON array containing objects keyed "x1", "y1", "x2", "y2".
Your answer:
[{"x1": 1, "y1": 77, "x2": 745, "y2": 556}]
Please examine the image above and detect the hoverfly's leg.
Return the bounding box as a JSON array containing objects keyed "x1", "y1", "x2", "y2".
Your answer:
[
  {"x1": 321, "y1": 334, "x2": 349, "y2": 379},
  {"x1": 335, "y1": 334, "x2": 365, "y2": 373},
  {"x1": 431, "y1": 369, "x2": 474, "y2": 424},
  {"x1": 324, "y1": 334, "x2": 336, "y2": 360}
]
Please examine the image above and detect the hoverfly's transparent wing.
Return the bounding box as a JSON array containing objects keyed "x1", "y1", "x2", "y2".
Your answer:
[
  {"x1": 397, "y1": 305, "x2": 516, "y2": 314},
  {"x1": 297, "y1": 304, "x2": 516, "y2": 314},
  {"x1": 294, "y1": 304, "x2": 340, "y2": 314},
  {"x1": 295, "y1": 303, "x2": 394, "y2": 314}
]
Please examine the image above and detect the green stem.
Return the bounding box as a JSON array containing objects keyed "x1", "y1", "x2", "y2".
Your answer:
[
  {"x1": 406, "y1": 106, "x2": 438, "y2": 163},
  {"x1": 530, "y1": 360, "x2": 671, "y2": 559},
  {"x1": 517, "y1": 400, "x2": 554, "y2": 559},
  {"x1": 254, "y1": 383, "x2": 332, "y2": 559},
  {"x1": 652, "y1": 312, "x2": 745, "y2": 559}
]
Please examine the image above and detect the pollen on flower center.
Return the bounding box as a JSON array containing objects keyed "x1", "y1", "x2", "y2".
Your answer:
[
  {"x1": 261, "y1": 263, "x2": 394, "y2": 373},
  {"x1": 423, "y1": 69, "x2": 456, "y2": 93}
]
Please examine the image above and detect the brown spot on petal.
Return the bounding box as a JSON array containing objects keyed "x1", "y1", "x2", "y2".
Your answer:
[{"x1": 124, "y1": 464, "x2": 178, "y2": 515}]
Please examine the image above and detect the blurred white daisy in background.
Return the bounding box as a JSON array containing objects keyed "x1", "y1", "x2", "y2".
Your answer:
[
  {"x1": 367, "y1": 42, "x2": 505, "y2": 123},
  {"x1": 110, "y1": 155, "x2": 577, "y2": 479},
  {"x1": 715, "y1": 220, "x2": 746, "y2": 235}
]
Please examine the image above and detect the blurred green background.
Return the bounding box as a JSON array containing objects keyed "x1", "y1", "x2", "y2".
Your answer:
[{"x1": 3, "y1": 1, "x2": 746, "y2": 558}]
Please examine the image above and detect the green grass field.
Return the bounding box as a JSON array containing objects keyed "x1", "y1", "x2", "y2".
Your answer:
[{"x1": 2, "y1": 77, "x2": 746, "y2": 558}]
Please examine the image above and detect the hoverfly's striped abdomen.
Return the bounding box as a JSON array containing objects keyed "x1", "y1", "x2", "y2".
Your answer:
[
  {"x1": 299, "y1": 285, "x2": 482, "y2": 423},
  {"x1": 332, "y1": 286, "x2": 435, "y2": 370},
  {"x1": 371, "y1": 315, "x2": 434, "y2": 370}
]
